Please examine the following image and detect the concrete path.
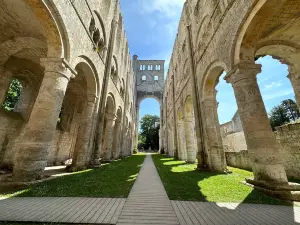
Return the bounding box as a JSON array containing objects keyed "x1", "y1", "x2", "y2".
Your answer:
[{"x1": 116, "y1": 154, "x2": 180, "y2": 225}]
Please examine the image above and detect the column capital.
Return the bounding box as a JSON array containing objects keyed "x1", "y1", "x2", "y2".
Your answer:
[
  {"x1": 40, "y1": 58, "x2": 77, "y2": 80},
  {"x1": 225, "y1": 62, "x2": 261, "y2": 85}
]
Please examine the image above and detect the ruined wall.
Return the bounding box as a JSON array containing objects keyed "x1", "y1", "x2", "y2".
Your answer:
[
  {"x1": 225, "y1": 150, "x2": 251, "y2": 171},
  {"x1": 222, "y1": 114, "x2": 300, "y2": 178},
  {"x1": 275, "y1": 123, "x2": 300, "y2": 179},
  {"x1": 222, "y1": 131, "x2": 247, "y2": 152},
  {"x1": 0, "y1": 0, "x2": 136, "y2": 171}
]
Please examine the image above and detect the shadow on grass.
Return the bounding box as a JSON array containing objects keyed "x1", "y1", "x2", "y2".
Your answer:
[
  {"x1": 1, "y1": 154, "x2": 146, "y2": 198},
  {"x1": 152, "y1": 154, "x2": 293, "y2": 205},
  {"x1": 152, "y1": 154, "x2": 299, "y2": 224}
]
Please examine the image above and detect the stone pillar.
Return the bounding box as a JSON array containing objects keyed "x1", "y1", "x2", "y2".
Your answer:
[
  {"x1": 225, "y1": 62, "x2": 288, "y2": 186},
  {"x1": 111, "y1": 120, "x2": 121, "y2": 159},
  {"x1": 102, "y1": 113, "x2": 116, "y2": 162},
  {"x1": 287, "y1": 68, "x2": 300, "y2": 109},
  {"x1": 0, "y1": 67, "x2": 12, "y2": 104},
  {"x1": 70, "y1": 95, "x2": 97, "y2": 171},
  {"x1": 177, "y1": 119, "x2": 186, "y2": 161},
  {"x1": 13, "y1": 58, "x2": 74, "y2": 181},
  {"x1": 202, "y1": 97, "x2": 226, "y2": 171},
  {"x1": 135, "y1": 106, "x2": 140, "y2": 151},
  {"x1": 184, "y1": 117, "x2": 196, "y2": 163}
]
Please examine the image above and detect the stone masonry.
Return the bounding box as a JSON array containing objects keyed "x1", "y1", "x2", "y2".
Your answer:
[{"x1": 162, "y1": 0, "x2": 300, "y2": 200}]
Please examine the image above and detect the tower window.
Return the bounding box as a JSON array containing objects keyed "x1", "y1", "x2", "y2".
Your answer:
[
  {"x1": 154, "y1": 76, "x2": 158, "y2": 81},
  {"x1": 142, "y1": 75, "x2": 146, "y2": 81}
]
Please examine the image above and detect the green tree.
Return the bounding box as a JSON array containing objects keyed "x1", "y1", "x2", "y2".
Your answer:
[
  {"x1": 281, "y1": 99, "x2": 300, "y2": 121},
  {"x1": 269, "y1": 99, "x2": 300, "y2": 130},
  {"x1": 139, "y1": 114, "x2": 160, "y2": 150},
  {"x1": 2, "y1": 79, "x2": 22, "y2": 111}
]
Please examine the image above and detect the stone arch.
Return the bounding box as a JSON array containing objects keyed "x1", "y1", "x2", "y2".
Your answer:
[
  {"x1": 137, "y1": 96, "x2": 162, "y2": 108},
  {"x1": 202, "y1": 60, "x2": 228, "y2": 99},
  {"x1": 232, "y1": 0, "x2": 300, "y2": 64},
  {"x1": 112, "y1": 106, "x2": 123, "y2": 159},
  {"x1": 105, "y1": 93, "x2": 116, "y2": 114},
  {"x1": 93, "y1": 11, "x2": 107, "y2": 49},
  {"x1": 23, "y1": 0, "x2": 67, "y2": 58},
  {"x1": 101, "y1": 93, "x2": 117, "y2": 161},
  {"x1": 201, "y1": 61, "x2": 228, "y2": 171},
  {"x1": 72, "y1": 56, "x2": 99, "y2": 97},
  {"x1": 256, "y1": 41, "x2": 300, "y2": 71},
  {"x1": 68, "y1": 59, "x2": 100, "y2": 170},
  {"x1": 183, "y1": 95, "x2": 197, "y2": 163},
  {"x1": 177, "y1": 106, "x2": 186, "y2": 161}
]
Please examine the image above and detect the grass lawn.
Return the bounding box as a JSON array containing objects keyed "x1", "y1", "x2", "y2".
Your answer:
[
  {"x1": 0, "y1": 154, "x2": 145, "y2": 198},
  {"x1": 152, "y1": 154, "x2": 289, "y2": 205}
]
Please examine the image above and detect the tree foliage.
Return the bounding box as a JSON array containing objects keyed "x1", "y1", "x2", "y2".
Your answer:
[
  {"x1": 2, "y1": 79, "x2": 22, "y2": 111},
  {"x1": 269, "y1": 99, "x2": 300, "y2": 130},
  {"x1": 138, "y1": 114, "x2": 160, "y2": 150}
]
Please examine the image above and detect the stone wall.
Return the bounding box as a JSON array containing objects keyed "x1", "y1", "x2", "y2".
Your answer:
[
  {"x1": 225, "y1": 150, "x2": 251, "y2": 171},
  {"x1": 222, "y1": 118, "x2": 300, "y2": 179},
  {"x1": 222, "y1": 131, "x2": 247, "y2": 152},
  {"x1": 275, "y1": 123, "x2": 300, "y2": 179}
]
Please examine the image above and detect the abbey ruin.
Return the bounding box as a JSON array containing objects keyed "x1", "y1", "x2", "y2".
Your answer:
[{"x1": 1, "y1": 0, "x2": 300, "y2": 204}]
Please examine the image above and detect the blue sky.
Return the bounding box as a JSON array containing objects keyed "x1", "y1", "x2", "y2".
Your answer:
[{"x1": 120, "y1": 0, "x2": 295, "y2": 124}]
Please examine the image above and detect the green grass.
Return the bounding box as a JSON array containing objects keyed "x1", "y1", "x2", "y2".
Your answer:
[
  {"x1": 0, "y1": 154, "x2": 145, "y2": 198},
  {"x1": 152, "y1": 154, "x2": 289, "y2": 205}
]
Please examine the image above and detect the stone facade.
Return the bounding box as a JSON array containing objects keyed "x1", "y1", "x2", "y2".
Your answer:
[
  {"x1": 162, "y1": 0, "x2": 300, "y2": 197},
  {"x1": 132, "y1": 57, "x2": 165, "y2": 151},
  {"x1": 0, "y1": 0, "x2": 137, "y2": 181}
]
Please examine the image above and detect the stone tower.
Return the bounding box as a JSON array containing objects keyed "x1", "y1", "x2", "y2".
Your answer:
[
  {"x1": 133, "y1": 55, "x2": 165, "y2": 106},
  {"x1": 132, "y1": 55, "x2": 165, "y2": 150}
]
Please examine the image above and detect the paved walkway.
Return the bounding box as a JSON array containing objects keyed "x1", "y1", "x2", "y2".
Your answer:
[
  {"x1": 1, "y1": 154, "x2": 300, "y2": 224},
  {"x1": 116, "y1": 154, "x2": 179, "y2": 225},
  {"x1": 0, "y1": 197, "x2": 126, "y2": 224}
]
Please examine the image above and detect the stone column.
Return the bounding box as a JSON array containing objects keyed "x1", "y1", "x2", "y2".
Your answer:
[
  {"x1": 225, "y1": 62, "x2": 288, "y2": 186},
  {"x1": 13, "y1": 58, "x2": 74, "y2": 182},
  {"x1": 184, "y1": 117, "x2": 196, "y2": 163},
  {"x1": 70, "y1": 95, "x2": 97, "y2": 171},
  {"x1": 202, "y1": 97, "x2": 226, "y2": 171},
  {"x1": 287, "y1": 67, "x2": 300, "y2": 109},
  {"x1": 0, "y1": 67, "x2": 12, "y2": 104},
  {"x1": 177, "y1": 119, "x2": 186, "y2": 161},
  {"x1": 111, "y1": 120, "x2": 121, "y2": 159},
  {"x1": 102, "y1": 113, "x2": 116, "y2": 162}
]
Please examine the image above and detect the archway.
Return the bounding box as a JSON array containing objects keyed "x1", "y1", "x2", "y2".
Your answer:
[
  {"x1": 183, "y1": 96, "x2": 197, "y2": 163},
  {"x1": 176, "y1": 107, "x2": 187, "y2": 161},
  {"x1": 201, "y1": 62, "x2": 228, "y2": 172},
  {"x1": 138, "y1": 98, "x2": 161, "y2": 152},
  {"x1": 111, "y1": 107, "x2": 123, "y2": 159},
  {"x1": 231, "y1": 0, "x2": 300, "y2": 187},
  {"x1": 101, "y1": 94, "x2": 116, "y2": 162},
  {"x1": 0, "y1": 0, "x2": 71, "y2": 181},
  {"x1": 67, "y1": 60, "x2": 99, "y2": 171}
]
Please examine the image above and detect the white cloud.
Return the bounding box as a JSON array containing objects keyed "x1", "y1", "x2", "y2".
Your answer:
[
  {"x1": 263, "y1": 90, "x2": 294, "y2": 100},
  {"x1": 139, "y1": 0, "x2": 185, "y2": 18},
  {"x1": 263, "y1": 81, "x2": 283, "y2": 90}
]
